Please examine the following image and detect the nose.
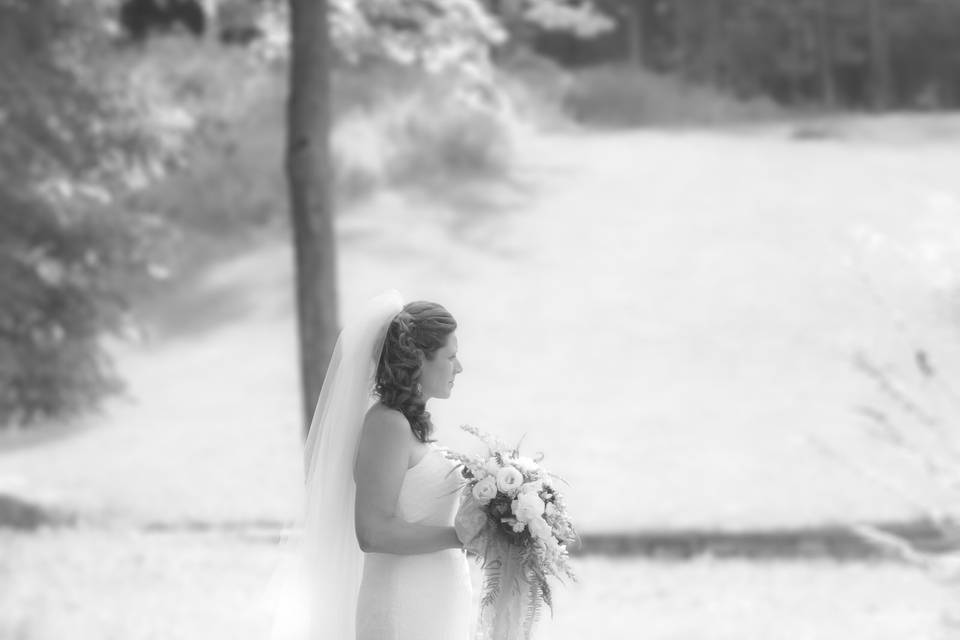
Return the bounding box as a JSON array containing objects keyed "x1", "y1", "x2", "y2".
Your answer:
[{"x1": 454, "y1": 358, "x2": 463, "y2": 374}]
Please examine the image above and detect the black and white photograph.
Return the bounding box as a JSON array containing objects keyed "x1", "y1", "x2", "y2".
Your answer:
[{"x1": 2, "y1": 0, "x2": 960, "y2": 638}]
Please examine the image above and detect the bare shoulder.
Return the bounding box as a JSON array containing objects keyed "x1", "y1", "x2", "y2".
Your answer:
[
  {"x1": 356, "y1": 404, "x2": 413, "y2": 478},
  {"x1": 362, "y1": 403, "x2": 410, "y2": 441}
]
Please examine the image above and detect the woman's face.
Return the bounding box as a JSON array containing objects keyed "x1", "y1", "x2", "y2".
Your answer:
[{"x1": 418, "y1": 332, "x2": 462, "y2": 400}]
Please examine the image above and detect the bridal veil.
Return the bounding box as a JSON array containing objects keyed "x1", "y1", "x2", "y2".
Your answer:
[{"x1": 266, "y1": 290, "x2": 404, "y2": 640}]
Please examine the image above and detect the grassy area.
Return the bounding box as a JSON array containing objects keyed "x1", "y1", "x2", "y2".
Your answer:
[
  {"x1": 0, "y1": 528, "x2": 952, "y2": 640},
  {"x1": 3, "y1": 56, "x2": 960, "y2": 637},
  {"x1": 3, "y1": 116, "x2": 960, "y2": 533}
]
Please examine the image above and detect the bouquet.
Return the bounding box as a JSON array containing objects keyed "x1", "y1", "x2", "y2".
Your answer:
[{"x1": 446, "y1": 425, "x2": 578, "y2": 640}]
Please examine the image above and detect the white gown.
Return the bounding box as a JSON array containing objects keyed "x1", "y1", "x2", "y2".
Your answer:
[{"x1": 356, "y1": 443, "x2": 474, "y2": 640}]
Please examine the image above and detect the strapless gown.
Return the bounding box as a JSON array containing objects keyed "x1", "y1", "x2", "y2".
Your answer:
[{"x1": 356, "y1": 444, "x2": 474, "y2": 640}]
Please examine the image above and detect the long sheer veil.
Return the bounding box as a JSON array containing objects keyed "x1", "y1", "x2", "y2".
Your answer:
[{"x1": 266, "y1": 290, "x2": 404, "y2": 640}]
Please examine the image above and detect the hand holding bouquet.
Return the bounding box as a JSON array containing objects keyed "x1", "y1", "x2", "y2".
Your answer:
[{"x1": 446, "y1": 425, "x2": 578, "y2": 640}]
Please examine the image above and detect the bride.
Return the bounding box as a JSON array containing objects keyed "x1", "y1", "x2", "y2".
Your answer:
[{"x1": 268, "y1": 290, "x2": 483, "y2": 640}]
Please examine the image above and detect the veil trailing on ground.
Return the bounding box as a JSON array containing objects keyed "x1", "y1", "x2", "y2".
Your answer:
[{"x1": 266, "y1": 290, "x2": 404, "y2": 640}]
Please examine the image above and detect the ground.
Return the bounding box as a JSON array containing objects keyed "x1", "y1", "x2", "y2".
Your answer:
[
  {"x1": 2, "y1": 116, "x2": 959, "y2": 638},
  {"x1": 1, "y1": 528, "x2": 953, "y2": 640}
]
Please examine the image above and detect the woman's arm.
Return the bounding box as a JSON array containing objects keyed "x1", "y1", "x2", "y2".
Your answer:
[{"x1": 354, "y1": 407, "x2": 462, "y2": 555}]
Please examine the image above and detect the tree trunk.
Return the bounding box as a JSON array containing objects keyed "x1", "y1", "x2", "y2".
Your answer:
[
  {"x1": 201, "y1": 0, "x2": 218, "y2": 39},
  {"x1": 624, "y1": 0, "x2": 645, "y2": 68},
  {"x1": 286, "y1": 0, "x2": 339, "y2": 438},
  {"x1": 674, "y1": 0, "x2": 694, "y2": 80},
  {"x1": 705, "y1": 0, "x2": 723, "y2": 87},
  {"x1": 866, "y1": 0, "x2": 891, "y2": 110},
  {"x1": 815, "y1": 0, "x2": 837, "y2": 107}
]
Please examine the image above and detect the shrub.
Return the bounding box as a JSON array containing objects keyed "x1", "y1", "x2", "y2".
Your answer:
[
  {"x1": 124, "y1": 52, "x2": 518, "y2": 244},
  {"x1": 333, "y1": 64, "x2": 515, "y2": 197},
  {"x1": 0, "y1": 0, "x2": 167, "y2": 426}
]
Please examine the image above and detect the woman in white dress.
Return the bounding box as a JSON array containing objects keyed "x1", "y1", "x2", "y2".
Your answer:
[
  {"x1": 353, "y1": 300, "x2": 473, "y2": 640},
  {"x1": 267, "y1": 291, "x2": 482, "y2": 640}
]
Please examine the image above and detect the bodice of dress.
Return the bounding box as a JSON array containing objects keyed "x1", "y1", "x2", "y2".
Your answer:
[
  {"x1": 356, "y1": 442, "x2": 475, "y2": 640},
  {"x1": 396, "y1": 444, "x2": 463, "y2": 526}
]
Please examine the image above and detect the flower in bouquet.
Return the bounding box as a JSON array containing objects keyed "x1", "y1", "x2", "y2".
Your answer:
[
  {"x1": 443, "y1": 425, "x2": 578, "y2": 639},
  {"x1": 472, "y1": 476, "x2": 498, "y2": 504},
  {"x1": 495, "y1": 465, "x2": 524, "y2": 495}
]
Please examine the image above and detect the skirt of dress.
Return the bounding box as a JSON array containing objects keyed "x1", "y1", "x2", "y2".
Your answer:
[{"x1": 356, "y1": 548, "x2": 474, "y2": 640}]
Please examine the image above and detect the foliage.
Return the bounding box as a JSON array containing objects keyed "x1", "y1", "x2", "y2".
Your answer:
[
  {"x1": 445, "y1": 425, "x2": 577, "y2": 636},
  {"x1": 544, "y1": 0, "x2": 960, "y2": 109},
  {"x1": 106, "y1": 39, "x2": 286, "y2": 252},
  {"x1": 520, "y1": 0, "x2": 615, "y2": 38},
  {"x1": 114, "y1": 43, "x2": 517, "y2": 249},
  {"x1": 842, "y1": 349, "x2": 960, "y2": 631},
  {"x1": 333, "y1": 63, "x2": 515, "y2": 198},
  {"x1": 0, "y1": 0, "x2": 558, "y2": 427},
  {"x1": 0, "y1": 0, "x2": 169, "y2": 425},
  {"x1": 812, "y1": 233, "x2": 960, "y2": 631}
]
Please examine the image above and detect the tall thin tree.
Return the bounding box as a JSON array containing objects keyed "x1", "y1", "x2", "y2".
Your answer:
[
  {"x1": 705, "y1": 0, "x2": 724, "y2": 87},
  {"x1": 624, "y1": 0, "x2": 646, "y2": 68},
  {"x1": 866, "y1": 0, "x2": 892, "y2": 110},
  {"x1": 815, "y1": 0, "x2": 837, "y2": 107},
  {"x1": 672, "y1": 0, "x2": 691, "y2": 79},
  {"x1": 286, "y1": 0, "x2": 339, "y2": 438}
]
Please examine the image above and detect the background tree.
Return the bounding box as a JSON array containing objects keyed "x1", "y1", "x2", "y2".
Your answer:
[
  {"x1": 866, "y1": 0, "x2": 891, "y2": 110},
  {"x1": 0, "y1": 0, "x2": 166, "y2": 426},
  {"x1": 547, "y1": 0, "x2": 960, "y2": 109},
  {"x1": 622, "y1": 0, "x2": 647, "y2": 68},
  {"x1": 286, "y1": 0, "x2": 339, "y2": 436}
]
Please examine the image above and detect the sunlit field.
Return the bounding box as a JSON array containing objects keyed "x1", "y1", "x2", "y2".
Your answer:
[
  {"x1": 3, "y1": 116, "x2": 959, "y2": 638},
  {"x1": 4, "y1": 116, "x2": 960, "y2": 529},
  {"x1": 1, "y1": 528, "x2": 951, "y2": 640}
]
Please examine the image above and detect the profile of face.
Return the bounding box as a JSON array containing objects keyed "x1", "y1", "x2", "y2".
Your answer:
[{"x1": 418, "y1": 332, "x2": 462, "y2": 400}]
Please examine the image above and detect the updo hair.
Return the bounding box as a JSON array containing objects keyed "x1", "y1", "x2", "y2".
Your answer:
[{"x1": 375, "y1": 301, "x2": 457, "y2": 443}]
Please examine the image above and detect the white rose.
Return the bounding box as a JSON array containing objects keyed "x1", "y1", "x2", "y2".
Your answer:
[
  {"x1": 483, "y1": 459, "x2": 502, "y2": 477},
  {"x1": 471, "y1": 476, "x2": 498, "y2": 504},
  {"x1": 527, "y1": 516, "x2": 552, "y2": 541},
  {"x1": 511, "y1": 492, "x2": 545, "y2": 523},
  {"x1": 495, "y1": 466, "x2": 524, "y2": 496},
  {"x1": 544, "y1": 502, "x2": 557, "y2": 516}
]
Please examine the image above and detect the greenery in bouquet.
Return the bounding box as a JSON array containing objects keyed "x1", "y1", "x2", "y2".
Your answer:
[{"x1": 444, "y1": 425, "x2": 578, "y2": 620}]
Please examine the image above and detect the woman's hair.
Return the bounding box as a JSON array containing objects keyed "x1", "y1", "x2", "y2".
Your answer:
[{"x1": 375, "y1": 301, "x2": 457, "y2": 443}]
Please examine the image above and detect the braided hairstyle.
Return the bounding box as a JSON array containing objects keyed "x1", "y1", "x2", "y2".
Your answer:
[{"x1": 375, "y1": 301, "x2": 457, "y2": 443}]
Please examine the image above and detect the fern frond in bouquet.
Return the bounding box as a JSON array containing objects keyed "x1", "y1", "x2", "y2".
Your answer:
[{"x1": 447, "y1": 425, "x2": 578, "y2": 640}]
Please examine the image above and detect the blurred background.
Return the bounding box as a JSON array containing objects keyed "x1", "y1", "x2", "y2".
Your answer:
[{"x1": 2, "y1": 0, "x2": 960, "y2": 638}]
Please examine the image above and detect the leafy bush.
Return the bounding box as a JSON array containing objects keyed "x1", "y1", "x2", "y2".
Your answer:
[
  {"x1": 122, "y1": 47, "x2": 518, "y2": 245},
  {"x1": 107, "y1": 38, "x2": 286, "y2": 252},
  {"x1": 332, "y1": 63, "x2": 515, "y2": 198},
  {"x1": 0, "y1": 0, "x2": 167, "y2": 426}
]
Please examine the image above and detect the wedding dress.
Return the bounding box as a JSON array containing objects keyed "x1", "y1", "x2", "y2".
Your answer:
[
  {"x1": 356, "y1": 442, "x2": 475, "y2": 640},
  {"x1": 264, "y1": 291, "x2": 475, "y2": 640}
]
